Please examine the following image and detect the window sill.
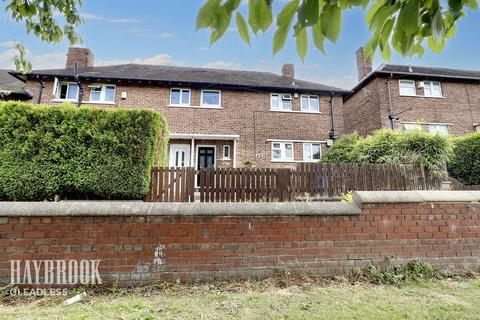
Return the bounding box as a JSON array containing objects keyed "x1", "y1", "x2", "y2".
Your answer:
[
  {"x1": 399, "y1": 95, "x2": 445, "y2": 99},
  {"x1": 221, "y1": 158, "x2": 231, "y2": 161},
  {"x1": 168, "y1": 105, "x2": 222, "y2": 109},
  {"x1": 51, "y1": 99, "x2": 116, "y2": 105},
  {"x1": 51, "y1": 99, "x2": 78, "y2": 103},
  {"x1": 83, "y1": 101, "x2": 116, "y2": 105},
  {"x1": 271, "y1": 159, "x2": 321, "y2": 163},
  {"x1": 270, "y1": 109, "x2": 321, "y2": 114}
]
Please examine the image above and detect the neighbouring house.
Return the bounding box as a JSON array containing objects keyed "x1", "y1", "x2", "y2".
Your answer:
[
  {"x1": 0, "y1": 70, "x2": 31, "y2": 101},
  {"x1": 12, "y1": 47, "x2": 349, "y2": 171},
  {"x1": 344, "y1": 47, "x2": 480, "y2": 136}
]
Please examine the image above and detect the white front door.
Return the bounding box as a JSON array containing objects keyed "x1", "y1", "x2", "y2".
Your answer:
[{"x1": 169, "y1": 144, "x2": 191, "y2": 167}]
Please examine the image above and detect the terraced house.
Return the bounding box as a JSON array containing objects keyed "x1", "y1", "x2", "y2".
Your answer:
[
  {"x1": 344, "y1": 47, "x2": 480, "y2": 136},
  {"x1": 12, "y1": 47, "x2": 348, "y2": 170}
]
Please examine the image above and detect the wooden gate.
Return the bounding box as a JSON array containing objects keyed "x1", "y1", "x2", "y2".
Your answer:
[{"x1": 145, "y1": 167, "x2": 195, "y2": 202}]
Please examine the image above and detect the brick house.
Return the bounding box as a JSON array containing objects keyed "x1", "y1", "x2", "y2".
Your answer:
[
  {"x1": 344, "y1": 47, "x2": 480, "y2": 136},
  {"x1": 12, "y1": 47, "x2": 349, "y2": 171}
]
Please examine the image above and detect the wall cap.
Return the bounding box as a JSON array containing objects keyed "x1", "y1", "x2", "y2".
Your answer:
[
  {"x1": 0, "y1": 201, "x2": 362, "y2": 217},
  {"x1": 353, "y1": 190, "x2": 480, "y2": 204}
]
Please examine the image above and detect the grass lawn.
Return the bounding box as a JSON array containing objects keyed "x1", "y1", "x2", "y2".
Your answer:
[{"x1": 1, "y1": 278, "x2": 480, "y2": 320}]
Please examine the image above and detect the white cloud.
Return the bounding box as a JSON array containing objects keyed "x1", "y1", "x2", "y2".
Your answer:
[
  {"x1": 198, "y1": 47, "x2": 209, "y2": 51},
  {"x1": 128, "y1": 29, "x2": 174, "y2": 39},
  {"x1": 80, "y1": 13, "x2": 104, "y2": 20},
  {"x1": 108, "y1": 18, "x2": 140, "y2": 24},
  {"x1": 0, "y1": 45, "x2": 65, "y2": 70},
  {"x1": 201, "y1": 60, "x2": 243, "y2": 69},
  {"x1": 96, "y1": 53, "x2": 184, "y2": 66},
  {"x1": 0, "y1": 41, "x2": 16, "y2": 48},
  {"x1": 80, "y1": 13, "x2": 139, "y2": 24},
  {"x1": 301, "y1": 74, "x2": 356, "y2": 89}
]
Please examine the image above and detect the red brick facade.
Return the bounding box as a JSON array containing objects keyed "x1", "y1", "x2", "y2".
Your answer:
[
  {"x1": 344, "y1": 75, "x2": 480, "y2": 136},
  {"x1": 24, "y1": 78, "x2": 344, "y2": 169},
  {"x1": 0, "y1": 201, "x2": 478, "y2": 285}
]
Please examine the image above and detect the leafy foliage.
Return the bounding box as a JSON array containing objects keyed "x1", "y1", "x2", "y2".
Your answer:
[
  {"x1": 448, "y1": 132, "x2": 480, "y2": 185},
  {"x1": 3, "y1": 0, "x2": 84, "y2": 72},
  {"x1": 0, "y1": 101, "x2": 168, "y2": 201},
  {"x1": 321, "y1": 129, "x2": 452, "y2": 174},
  {"x1": 196, "y1": 0, "x2": 476, "y2": 61}
]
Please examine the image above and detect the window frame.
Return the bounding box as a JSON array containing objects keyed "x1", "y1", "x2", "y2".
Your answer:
[
  {"x1": 300, "y1": 95, "x2": 320, "y2": 112},
  {"x1": 422, "y1": 81, "x2": 442, "y2": 97},
  {"x1": 88, "y1": 84, "x2": 116, "y2": 103},
  {"x1": 404, "y1": 123, "x2": 423, "y2": 131},
  {"x1": 303, "y1": 143, "x2": 322, "y2": 162},
  {"x1": 56, "y1": 82, "x2": 79, "y2": 101},
  {"x1": 169, "y1": 88, "x2": 191, "y2": 106},
  {"x1": 200, "y1": 90, "x2": 221, "y2": 107},
  {"x1": 428, "y1": 124, "x2": 448, "y2": 136},
  {"x1": 270, "y1": 93, "x2": 293, "y2": 111},
  {"x1": 398, "y1": 80, "x2": 416, "y2": 97},
  {"x1": 271, "y1": 142, "x2": 294, "y2": 161},
  {"x1": 222, "y1": 145, "x2": 231, "y2": 160}
]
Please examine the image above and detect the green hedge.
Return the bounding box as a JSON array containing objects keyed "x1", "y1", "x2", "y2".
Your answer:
[
  {"x1": 322, "y1": 129, "x2": 452, "y2": 174},
  {"x1": 448, "y1": 132, "x2": 480, "y2": 185},
  {"x1": 0, "y1": 101, "x2": 168, "y2": 201}
]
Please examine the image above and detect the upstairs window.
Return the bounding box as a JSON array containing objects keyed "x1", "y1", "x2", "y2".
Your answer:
[
  {"x1": 301, "y1": 95, "x2": 320, "y2": 112},
  {"x1": 303, "y1": 143, "x2": 321, "y2": 162},
  {"x1": 56, "y1": 82, "x2": 79, "y2": 101},
  {"x1": 422, "y1": 81, "x2": 442, "y2": 97},
  {"x1": 201, "y1": 90, "x2": 221, "y2": 107},
  {"x1": 399, "y1": 80, "x2": 416, "y2": 96},
  {"x1": 170, "y1": 88, "x2": 191, "y2": 106},
  {"x1": 272, "y1": 142, "x2": 293, "y2": 161},
  {"x1": 428, "y1": 124, "x2": 448, "y2": 136},
  {"x1": 271, "y1": 93, "x2": 292, "y2": 111},
  {"x1": 89, "y1": 84, "x2": 116, "y2": 103}
]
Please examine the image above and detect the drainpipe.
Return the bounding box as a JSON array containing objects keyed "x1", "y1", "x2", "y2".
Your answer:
[
  {"x1": 328, "y1": 91, "x2": 335, "y2": 139},
  {"x1": 75, "y1": 80, "x2": 83, "y2": 108},
  {"x1": 36, "y1": 76, "x2": 44, "y2": 104},
  {"x1": 387, "y1": 73, "x2": 395, "y2": 129}
]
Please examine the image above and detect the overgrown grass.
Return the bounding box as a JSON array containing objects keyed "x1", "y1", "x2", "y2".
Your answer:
[{"x1": 1, "y1": 272, "x2": 479, "y2": 320}]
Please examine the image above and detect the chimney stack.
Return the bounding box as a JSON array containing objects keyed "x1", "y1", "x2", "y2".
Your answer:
[
  {"x1": 355, "y1": 47, "x2": 372, "y2": 81},
  {"x1": 66, "y1": 47, "x2": 94, "y2": 69},
  {"x1": 281, "y1": 63, "x2": 294, "y2": 79}
]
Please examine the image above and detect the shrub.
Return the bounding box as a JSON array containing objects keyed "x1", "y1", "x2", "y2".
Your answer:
[
  {"x1": 0, "y1": 101, "x2": 168, "y2": 201},
  {"x1": 322, "y1": 129, "x2": 452, "y2": 174},
  {"x1": 448, "y1": 132, "x2": 480, "y2": 185}
]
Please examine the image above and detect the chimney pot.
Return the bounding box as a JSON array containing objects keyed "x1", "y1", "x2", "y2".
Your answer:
[
  {"x1": 355, "y1": 47, "x2": 372, "y2": 81},
  {"x1": 66, "y1": 47, "x2": 94, "y2": 69},
  {"x1": 281, "y1": 63, "x2": 294, "y2": 79}
]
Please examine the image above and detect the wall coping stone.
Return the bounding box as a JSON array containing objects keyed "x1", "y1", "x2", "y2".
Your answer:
[{"x1": 0, "y1": 191, "x2": 478, "y2": 217}]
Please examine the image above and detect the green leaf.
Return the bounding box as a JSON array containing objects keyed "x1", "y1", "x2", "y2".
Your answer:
[
  {"x1": 209, "y1": 6, "x2": 231, "y2": 44},
  {"x1": 296, "y1": 27, "x2": 308, "y2": 61},
  {"x1": 225, "y1": 0, "x2": 242, "y2": 11},
  {"x1": 397, "y1": 0, "x2": 420, "y2": 34},
  {"x1": 298, "y1": 0, "x2": 320, "y2": 27},
  {"x1": 196, "y1": 0, "x2": 221, "y2": 30},
  {"x1": 312, "y1": 20, "x2": 325, "y2": 53},
  {"x1": 379, "y1": 18, "x2": 395, "y2": 51},
  {"x1": 249, "y1": 0, "x2": 273, "y2": 34},
  {"x1": 432, "y1": 9, "x2": 446, "y2": 43},
  {"x1": 321, "y1": 4, "x2": 342, "y2": 42},
  {"x1": 428, "y1": 36, "x2": 446, "y2": 53},
  {"x1": 277, "y1": 0, "x2": 299, "y2": 28},
  {"x1": 236, "y1": 12, "x2": 250, "y2": 45},
  {"x1": 273, "y1": 27, "x2": 289, "y2": 55}
]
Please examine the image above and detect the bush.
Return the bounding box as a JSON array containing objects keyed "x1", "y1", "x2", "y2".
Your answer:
[
  {"x1": 0, "y1": 101, "x2": 168, "y2": 200},
  {"x1": 448, "y1": 132, "x2": 480, "y2": 185},
  {"x1": 322, "y1": 129, "x2": 452, "y2": 174}
]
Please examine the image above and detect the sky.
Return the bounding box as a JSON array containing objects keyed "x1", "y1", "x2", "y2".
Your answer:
[{"x1": 0, "y1": 0, "x2": 479, "y2": 89}]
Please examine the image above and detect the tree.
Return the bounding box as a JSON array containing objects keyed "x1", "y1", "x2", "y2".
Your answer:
[
  {"x1": 196, "y1": 0, "x2": 477, "y2": 61},
  {"x1": 3, "y1": 0, "x2": 83, "y2": 72}
]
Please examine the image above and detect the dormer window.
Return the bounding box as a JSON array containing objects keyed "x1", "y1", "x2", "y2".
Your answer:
[{"x1": 270, "y1": 93, "x2": 292, "y2": 111}]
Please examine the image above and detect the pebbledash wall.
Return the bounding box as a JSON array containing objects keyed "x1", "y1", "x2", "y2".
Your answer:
[{"x1": 0, "y1": 191, "x2": 479, "y2": 286}]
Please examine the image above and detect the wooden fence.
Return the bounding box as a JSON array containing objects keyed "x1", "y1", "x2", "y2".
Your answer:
[
  {"x1": 145, "y1": 167, "x2": 195, "y2": 202},
  {"x1": 146, "y1": 164, "x2": 442, "y2": 202}
]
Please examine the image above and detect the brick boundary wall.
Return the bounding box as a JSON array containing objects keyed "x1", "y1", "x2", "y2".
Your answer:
[{"x1": 0, "y1": 191, "x2": 479, "y2": 287}]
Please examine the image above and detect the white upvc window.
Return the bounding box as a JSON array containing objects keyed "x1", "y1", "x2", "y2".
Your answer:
[
  {"x1": 404, "y1": 123, "x2": 423, "y2": 131},
  {"x1": 303, "y1": 143, "x2": 321, "y2": 162},
  {"x1": 300, "y1": 95, "x2": 320, "y2": 112},
  {"x1": 422, "y1": 81, "x2": 442, "y2": 97},
  {"x1": 399, "y1": 80, "x2": 416, "y2": 96},
  {"x1": 89, "y1": 84, "x2": 116, "y2": 103},
  {"x1": 271, "y1": 142, "x2": 293, "y2": 161},
  {"x1": 201, "y1": 90, "x2": 221, "y2": 107},
  {"x1": 270, "y1": 93, "x2": 292, "y2": 111},
  {"x1": 222, "y1": 145, "x2": 231, "y2": 160},
  {"x1": 170, "y1": 88, "x2": 191, "y2": 106},
  {"x1": 56, "y1": 82, "x2": 79, "y2": 101},
  {"x1": 428, "y1": 124, "x2": 448, "y2": 136},
  {"x1": 475, "y1": 125, "x2": 480, "y2": 132}
]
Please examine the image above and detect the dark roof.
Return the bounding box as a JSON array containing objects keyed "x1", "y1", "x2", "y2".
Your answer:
[
  {"x1": 348, "y1": 63, "x2": 480, "y2": 98},
  {"x1": 17, "y1": 64, "x2": 349, "y2": 94},
  {"x1": 0, "y1": 70, "x2": 31, "y2": 99}
]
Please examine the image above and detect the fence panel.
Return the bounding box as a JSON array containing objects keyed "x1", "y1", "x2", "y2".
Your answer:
[{"x1": 145, "y1": 167, "x2": 195, "y2": 202}]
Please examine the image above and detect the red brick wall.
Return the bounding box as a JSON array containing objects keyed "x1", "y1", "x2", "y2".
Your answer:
[
  {"x1": 24, "y1": 79, "x2": 344, "y2": 168},
  {"x1": 344, "y1": 76, "x2": 480, "y2": 136},
  {"x1": 1, "y1": 201, "x2": 479, "y2": 286}
]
